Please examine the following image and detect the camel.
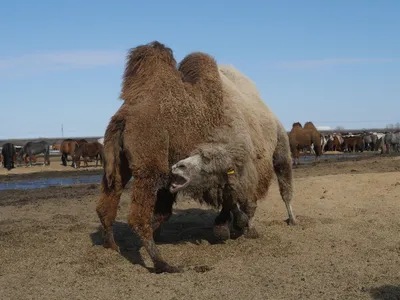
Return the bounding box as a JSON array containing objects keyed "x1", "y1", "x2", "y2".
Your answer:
[
  {"x1": 96, "y1": 41, "x2": 296, "y2": 274},
  {"x1": 288, "y1": 122, "x2": 322, "y2": 166}
]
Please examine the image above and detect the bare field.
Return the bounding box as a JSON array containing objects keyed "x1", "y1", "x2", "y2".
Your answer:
[{"x1": 0, "y1": 156, "x2": 400, "y2": 299}]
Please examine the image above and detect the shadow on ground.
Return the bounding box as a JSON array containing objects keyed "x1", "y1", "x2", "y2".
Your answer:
[
  {"x1": 89, "y1": 208, "x2": 237, "y2": 273},
  {"x1": 369, "y1": 285, "x2": 400, "y2": 300}
]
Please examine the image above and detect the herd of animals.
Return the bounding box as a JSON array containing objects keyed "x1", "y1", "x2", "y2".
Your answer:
[
  {"x1": 1, "y1": 124, "x2": 399, "y2": 171},
  {"x1": 0, "y1": 41, "x2": 400, "y2": 274},
  {"x1": 0, "y1": 138, "x2": 104, "y2": 170},
  {"x1": 287, "y1": 122, "x2": 400, "y2": 166}
]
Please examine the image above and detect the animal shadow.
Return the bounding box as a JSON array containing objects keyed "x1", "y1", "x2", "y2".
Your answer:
[
  {"x1": 155, "y1": 208, "x2": 228, "y2": 245},
  {"x1": 90, "y1": 208, "x2": 229, "y2": 272},
  {"x1": 90, "y1": 222, "x2": 147, "y2": 269},
  {"x1": 369, "y1": 285, "x2": 400, "y2": 300}
]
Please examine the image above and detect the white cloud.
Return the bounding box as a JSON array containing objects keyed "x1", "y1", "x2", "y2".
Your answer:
[
  {"x1": 274, "y1": 58, "x2": 398, "y2": 69},
  {"x1": 0, "y1": 50, "x2": 125, "y2": 78}
]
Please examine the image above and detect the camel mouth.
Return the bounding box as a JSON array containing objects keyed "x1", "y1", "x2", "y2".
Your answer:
[{"x1": 169, "y1": 174, "x2": 190, "y2": 193}]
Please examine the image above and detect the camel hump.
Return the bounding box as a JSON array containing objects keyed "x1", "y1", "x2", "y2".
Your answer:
[
  {"x1": 178, "y1": 52, "x2": 220, "y2": 84},
  {"x1": 120, "y1": 41, "x2": 177, "y2": 101}
]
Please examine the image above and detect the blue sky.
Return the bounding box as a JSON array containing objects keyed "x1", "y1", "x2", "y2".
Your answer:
[{"x1": 0, "y1": 0, "x2": 399, "y2": 139}]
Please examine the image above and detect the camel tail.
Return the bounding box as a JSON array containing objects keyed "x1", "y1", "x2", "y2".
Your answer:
[{"x1": 103, "y1": 119, "x2": 125, "y2": 188}]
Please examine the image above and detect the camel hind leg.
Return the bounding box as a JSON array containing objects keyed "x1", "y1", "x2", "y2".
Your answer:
[
  {"x1": 96, "y1": 153, "x2": 132, "y2": 251},
  {"x1": 274, "y1": 126, "x2": 298, "y2": 225},
  {"x1": 274, "y1": 153, "x2": 297, "y2": 225}
]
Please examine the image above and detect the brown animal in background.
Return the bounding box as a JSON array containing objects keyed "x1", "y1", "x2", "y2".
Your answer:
[
  {"x1": 60, "y1": 138, "x2": 88, "y2": 167},
  {"x1": 304, "y1": 121, "x2": 326, "y2": 153},
  {"x1": 342, "y1": 136, "x2": 364, "y2": 152},
  {"x1": 333, "y1": 135, "x2": 342, "y2": 151},
  {"x1": 52, "y1": 143, "x2": 61, "y2": 151},
  {"x1": 288, "y1": 122, "x2": 322, "y2": 166},
  {"x1": 73, "y1": 141, "x2": 104, "y2": 168},
  {"x1": 304, "y1": 121, "x2": 318, "y2": 131},
  {"x1": 95, "y1": 41, "x2": 296, "y2": 274},
  {"x1": 24, "y1": 154, "x2": 37, "y2": 164}
]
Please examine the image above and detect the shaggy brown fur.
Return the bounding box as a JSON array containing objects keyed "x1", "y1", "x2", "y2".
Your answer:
[
  {"x1": 288, "y1": 122, "x2": 322, "y2": 166},
  {"x1": 73, "y1": 141, "x2": 104, "y2": 168},
  {"x1": 96, "y1": 41, "x2": 226, "y2": 274},
  {"x1": 60, "y1": 139, "x2": 88, "y2": 167}
]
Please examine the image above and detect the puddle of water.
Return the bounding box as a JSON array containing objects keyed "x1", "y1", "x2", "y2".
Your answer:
[{"x1": 0, "y1": 174, "x2": 104, "y2": 191}]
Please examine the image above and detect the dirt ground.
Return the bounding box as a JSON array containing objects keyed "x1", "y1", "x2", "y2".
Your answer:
[{"x1": 0, "y1": 156, "x2": 399, "y2": 299}]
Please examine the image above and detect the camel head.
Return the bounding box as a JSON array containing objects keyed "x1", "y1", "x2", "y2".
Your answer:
[
  {"x1": 169, "y1": 153, "x2": 226, "y2": 194},
  {"x1": 169, "y1": 154, "x2": 205, "y2": 193}
]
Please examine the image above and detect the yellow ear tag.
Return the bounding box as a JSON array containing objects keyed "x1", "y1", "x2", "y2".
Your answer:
[{"x1": 227, "y1": 169, "x2": 235, "y2": 175}]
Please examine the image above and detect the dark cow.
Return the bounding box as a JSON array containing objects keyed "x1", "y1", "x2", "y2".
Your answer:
[{"x1": 1, "y1": 143, "x2": 16, "y2": 170}]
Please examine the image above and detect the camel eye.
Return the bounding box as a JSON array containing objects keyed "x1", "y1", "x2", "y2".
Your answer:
[{"x1": 177, "y1": 163, "x2": 186, "y2": 170}]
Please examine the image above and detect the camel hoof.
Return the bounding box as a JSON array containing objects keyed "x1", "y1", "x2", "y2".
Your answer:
[
  {"x1": 286, "y1": 217, "x2": 298, "y2": 226},
  {"x1": 154, "y1": 262, "x2": 183, "y2": 274},
  {"x1": 103, "y1": 241, "x2": 120, "y2": 253},
  {"x1": 244, "y1": 227, "x2": 260, "y2": 239},
  {"x1": 213, "y1": 224, "x2": 231, "y2": 241},
  {"x1": 233, "y1": 211, "x2": 249, "y2": 231}
]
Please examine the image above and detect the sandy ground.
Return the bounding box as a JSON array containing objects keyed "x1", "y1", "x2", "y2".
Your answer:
[{"x1": 0, "y1": 156, "x2": 400, "y2": 299}]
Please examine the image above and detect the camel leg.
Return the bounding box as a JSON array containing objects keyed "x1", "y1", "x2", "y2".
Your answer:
[
  {"x1": 212, "y1": 184, "x2": 237, "y2": 241},
  {"x1": 128, "y1": 178, "x2": 180, "y2": 274},
  {"x1": 96, "y1": 159, "x2": 131, "y2": 252},
  {"x1": 152, "y1": 187, "x2": 176, "y2": 241},
  {"x1": 216, "y1": 183, "x2": 250, "y2": 240},
  {"x1": 273, "y1": 153, "x2": 297, "y2": 226},
  {"x1": 294, "y1": 150, "x2": 300, "y2": 167},
  {"x1": 239, "y1": 200, "x2": 259, "y2": 239},
  {"x1": 231, "y1": 204, "x2": 249, "y2": 231}
]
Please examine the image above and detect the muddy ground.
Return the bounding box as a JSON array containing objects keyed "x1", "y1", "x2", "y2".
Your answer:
[{"x1": 0, "y1": 155, "x2": 399, "y2": 299}]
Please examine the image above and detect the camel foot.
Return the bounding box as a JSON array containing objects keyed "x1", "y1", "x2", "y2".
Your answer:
[
  {"x1": 103, "y1": 237, "x2": 120, "y2": 252},
  {"x1": 154, "y1": 261, "x2": 183, "y2": 274},
  {"x1": 213, "y1": 224, "x2": 231, "y2": 241},
  {"x1": 286, "y1": 217, "x2": 298, "y2": 226},
  {"x1": 244, "y1": 227, "x2": 260, "y2": 239}
]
